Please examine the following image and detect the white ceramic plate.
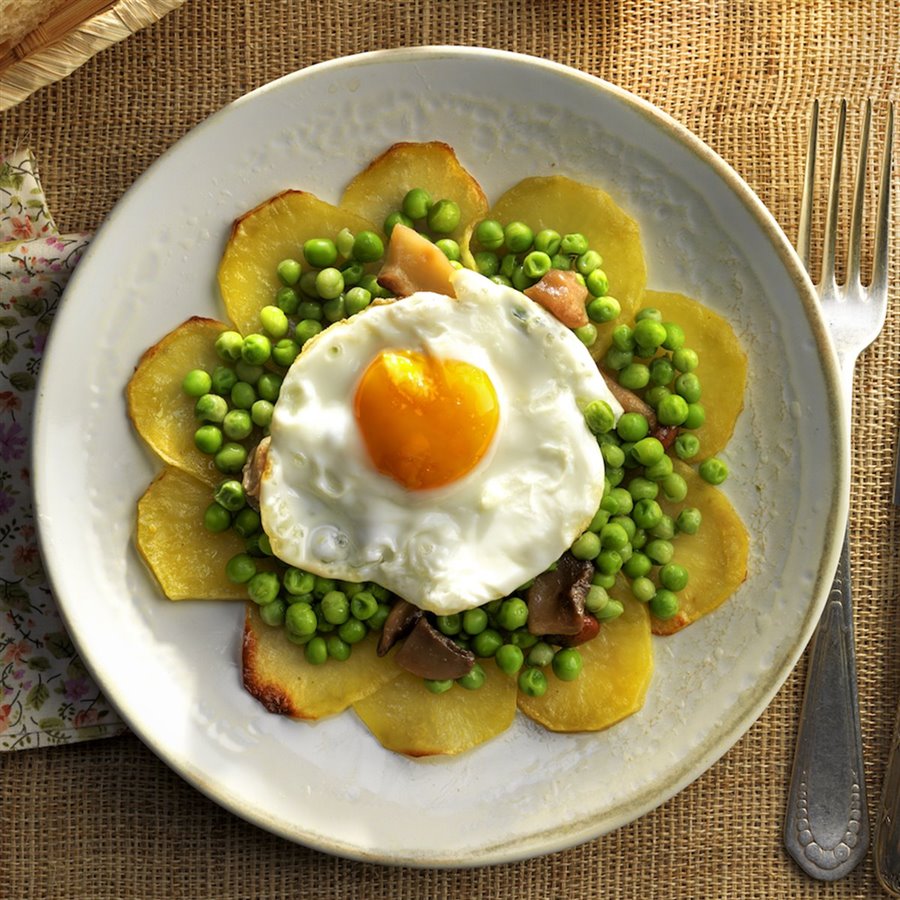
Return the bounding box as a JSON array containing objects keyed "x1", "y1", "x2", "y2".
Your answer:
[{"x1": 33, "y1": 47, "x2": 846, "y2": 865}]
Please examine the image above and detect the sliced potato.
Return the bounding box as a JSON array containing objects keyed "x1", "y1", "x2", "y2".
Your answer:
[
  {"x1": 340, "y1": 142, "x2": 488, "y2": 268},
  {"x1": 641, "y1": 290, "x2": 747, "y2": 456},
  {"x1": 487, "y1": 176, "x2": 646, "y2": 356},
  {"x1": 218, "y1": 191, "x2": 378, "y2": 335},
  {"x1": 653, "y1": 461, "x2": 749, "y2": 635},
  {"x1": 242, "y1": 606, "x2": 400, "y2": 720},
  {"x1": 136, "y1": 466, "x2": 250, "y2": 600},
  {"x1": 517, "y1": 597, "x2": 652, "y2": 732},
  {"x1": 353, "y1": 662, "x2": 517, "y2": 757},
  {"x1": 127, "y1": 317, "x2": 228, "y2": 486}
]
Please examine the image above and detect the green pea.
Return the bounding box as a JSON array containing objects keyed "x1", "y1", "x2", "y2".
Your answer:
[
  {"x1": 574, "y1": 324, "x2": 598, "y2": 347},
  {"x1": 458, "y1": 662, "x2": 486, "y2": 690},
  {"x1": 600, "y1": 523, "x2": 629, "y2": 551},
  {"x1": 259, "y1": 305, "x2": 289, "y2": 339},
  {"x1": 592, "y1": 572, "x2": 616, "y2": 591},
  {"x1": 648, "y1": 357, "x2": 674, "y2": 386},
  {"x1": 315, "y1": 267, "x2": 344, "y2": 300},
  {"x1": 498, "y1": 253, "x2": 517, "y2": 278},
  {"x1": 463, "y1": 608, "x2": 488, "y2": 635},
  {"x1": 271, "y1": 338, "x2": 300, "y2": 368},
  {"x1": 401, "y1": 187, "x2": 433, "y2": 220},
  {"x1": 628, "y1": 476, "x2": 659, "y2": 501},
  {"x1": 229, "y1": 381, "x2": 255, "y2": 410},
  {"x1": 632, "y1": 498, "x2": 663, "y2": 530},
  {"x1": 495, "y1": 644, "x2": 525, "y2": 676},
  {"x1": 248, "y1": 400, "x2": 271, "y2": 428},
  {"x1": 341, "y1": 260, "x2": 364, "y2": 287},
  {"x1": 617, "y1": 412, "x2": 649, "y2": 442},
  {"x1": 677, "y1": 507, "x2": 702, "y2": 535},
  {"x1": 322, "y1": 295, "x2": 346, "y2": 323},
  {"x1": 368, "y1": 604, "x2": 392, "y2": 633},
  {"x1": 303, "y1": 238, "x2": 338, "y2": 268},
  {"x1": 384, "y1": 211, "x2": 414, "y2": 236},
  {"x1": 299, "y1": 295, "x2": 324, "y2": 319},
  {"x1": 247, "y1": 572, "x2": 279, "y2": 605},
  {"x1": 298, "y1": 272, "x2": 320, "y2": 299},
  {"x1": 475, "y1": 219, "x2": 505, "y2": 250},
  {"x1": 552, "y1": 648, "x2": 583, "y2": 682},
  {"x1": 606, "y1": 466, "x2": 624, "y2": 487},
  {"x1": 182, "y1": 369, "x2": 211, "y2": 398},
  {"x1": 501, "y1": 221, "x2": 532, "y2": 253},
  {"x1": 659, "y1": 321, "x2": 684, "y2": 350},
  {"x1": 518, "y1": 667, "x2": 548, "y2": 697},
  {"x1": 618, "y1": 363, "x2": 650, "y2": 391},
  {"x1": 257, "y1": 533, "x2": 273, "y2": 556},
  {"x1": 203, "y1": 502, "x2": 231, "y2": 533},
  {"x1": 472, "y1": 629, "x2": 503, "y2": 658},
  {"x1": 650, "y1": 514, "x2": 676, "y2": 540},
  {"x1": 550, "y1": 253, "x2": 572, "y2": 271},
  {"x1": 300, "y1": 636, "x2": 326, "y2": 665},
  {"x1": 215, "y1": 331, "x2": 243, "y2": 362},
  {"x1": 367, "y1": 583, "x2": 391, "y2": 602},
  {"x1": 427, "y1": 238, "x2": 457, "y2": 262},
  {"x1": 214, "y1": 442, "x2": 248, "y2": 473},
  {"x1": 645, "y1": 539, "x2": 674, "y2": 565},
  {"x1": 338, "y1": 618, "x2": 367, "y2": 644},
  {"x1": 612, "y1": 324, "x2": 634, "y2": 351},
  {"x1": 601, "y1": 442, "x2": 626, "y2": 469},
  {"x1": 225, "y1": 553, "x2": 256, "y2": 584},
  {"x1": 473, "y1": 251, "x2": 499, "y2": 277},
  {"x1": 352, "y1": 230, "x2": 385, "y2": 263},
  {"x1": 644, "y1": 385, "x2": 670, "y2": 408},
  {"x1": 340, "y1": 286, "x2": 371, "y2": 317},
  {"x1": 672, "y1": 347, "x2": 699, "y2": 372},
  {"x1": 273, "y1": 259, "x2": 302, "y2": 289},
  {"x1": 194, "y1": 393, "x2": 227, "y2": 424},
  {"x1": 528, "y1": 229, "x2": 558, "y2": 255},
  {"x1": 427, "y1": 199, "x2": 461, "y2": 234},
  {"x1": 275, "y1": 286, "x2": 299, "y2": 315},
  {"x1": 222, "y1": 409, "x2": 251, "y2": 441},
  {"x1": 660, "y1": 563, "x2": 689, "y2": 592},
  {"x1": 588, "y1": 507, "x2": 611, "y2": 533},
  {"x1": 612, "y1": 515, "x2": 637, "y2": 542},
  {"x1": 657, "y1": 394, "x2": 689, "y2": 426},
  {"x1": 320, "y1": 591, "x2": 349, "y2": 625},
  {"x1": 674, "y1": 433, "x2": 700, "y2": 460},
  {"x1": 635, "y1": 308, "x2": 663, "y2": 323},
  {"x1": 560, "y1": 232, "x2": 589, "y2": 256},
  {"x1": 583, "y1": 399, "x2": 616, "y2": 434},
  {"x1": 683, "y1": 403, "x2": 706, "y2": 430},
  {"x1": 425, "y1": 678, "x2": 453, "y2": 694},
  {"x1": 575, "y1": 250, "x2": 602, "y2": 276},
  {"x1": 623, "y1": 551, "x2": 652, "y2": 580},
  {"x1": 511, "y1": 630, "x2": 538, "y2": 650},
  {"x1": 650, "y1": 590, "x2": 679, "y2": 620},
  {"x1": 584, "y1": 585, "x2": 609, "y2": 615},
  {"x1": 521, "y1": 250, "x2": 551, "y2": 280},
  {"x1": 312, "y1": 576, "x2": 336, "y2": 599},
  {"x1": 633, "y1": 318, "x2": 668, "y2": 352},
  {"x1": 661, "y1": 472, "x2": 688, "y2": 502},
  {"x1": 233, "y1": 507, "x2": 260, "y2": 538},
  {"x1": 285, "y1": 602, "x2": 317, "y2": 637},
  {"x1": 234, "y1": 359, "x2": 264, "y2": 385},
  {"x1": 587, "y1": 295, "x2": 621, "y2": 323},
  {"x1": 632, "y1": 437, "x2": 665, "y2": 467},
  {"x1": 214, "y1": 479, "x2": 245, "y2": 512},
  {"x1": 596, "y1": 599, "x2": 625, "y2": 621},
  {"x1": 571, "y1": 531, "x2": 601, "y2": 560},
  {"x1": 631, "y1": 576, "x2": 656, "y2": 603},
  {"x1": 294, "y1": 319, "x2": 323, "y2": 347},
  {"x1": 210, "y1": 366, "x2": 237, "y2": 396},
  {"x1": 350, "y1": 591, "x2": 378, "y2": 621},
  {"x1": 336, "y1": 227, "x2": 355, "y2": 259},
  {"x1": 239, "y1": 334, "x2": 270, "y2": 366},
  {"x1": 674, "y1": 372, "x2": 701, "y2": 403},
  {"x1": 596, "y1": 549, "x2": 623, "y2": 575},
  {"x1": 700, "y1": 457, "x2": 729, "y2": 485},
  {"x1": 586, "y1": 268, "x2": 610, "y2": 298},
  {"x1": 194, "y1": 424, "x2": 223, "y2": 455},
  {"x1": 327, "y1": 636, "x2": 351, "y2": 661},
  {"x1": 282, "y1": 568, "x2": 314, "y2": 596},
  {"x1": 527, "y1": 642, "x2": 555, "y2": 668},
  {"x1": 259, "y1": 598, "x2": 286, "y2": 627},
  {"x1": 496, "y1": 597, "x2": 529, "y2": 631},
  {"x1": 436, "y1": 614, "x2": 461, "y2": 636}
]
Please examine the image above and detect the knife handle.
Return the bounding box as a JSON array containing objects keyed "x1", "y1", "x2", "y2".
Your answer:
[
  {"x1": 876, "y1": 697, "x2": 900, "y2": 894},
  {"x1": 784, "y1": 528, "x2": 869, "y2": 880}
]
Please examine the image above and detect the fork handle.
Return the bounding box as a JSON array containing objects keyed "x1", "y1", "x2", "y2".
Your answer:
[
  {"x1": 876, "y1": 694, "x2": 900, "y2": 894},
  {"x1": 784, "y1": 527, "x2": 869, "y2": 879}
]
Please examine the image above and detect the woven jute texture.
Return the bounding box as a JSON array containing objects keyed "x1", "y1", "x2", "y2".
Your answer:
[{"x1": 2, "y1": 1, "x2": 899, "y2": 897}]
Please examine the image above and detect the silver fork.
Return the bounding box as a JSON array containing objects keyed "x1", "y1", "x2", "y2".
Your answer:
[{"x1": 784, "y1": 99, "x2": 894, "y2": 881}]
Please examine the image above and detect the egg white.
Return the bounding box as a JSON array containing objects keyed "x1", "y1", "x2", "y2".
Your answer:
[{"x1": 260, "y1": 269, "x2": 622, "y2": 615}]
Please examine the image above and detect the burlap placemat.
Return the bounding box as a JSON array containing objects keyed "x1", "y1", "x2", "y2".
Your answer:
[{"x1": 2, "y1": 1, "x2": 898, "y2": 897}]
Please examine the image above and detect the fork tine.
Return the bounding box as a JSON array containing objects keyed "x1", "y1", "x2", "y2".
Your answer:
[
  {"x1": 797, "y1": 99, "x2": 819, "y2": 272},
  {"x1": 872, "y1": 101, "x2": 894, "y2": 295},
  {"x1": 846, "y1": 100, "x2": 872, "y2": 286},
  {"x1": 820, "y1": 99, "x2": 847, "y2": 288}
]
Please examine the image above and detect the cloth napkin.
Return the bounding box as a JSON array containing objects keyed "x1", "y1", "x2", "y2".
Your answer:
[{"x1": 0, "y1": 148, "x2": 125, "y2": 749}]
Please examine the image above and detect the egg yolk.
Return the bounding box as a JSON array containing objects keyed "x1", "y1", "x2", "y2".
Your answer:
[{"x1": 354, "y1": 349, "x2": 499, "y2": 490}]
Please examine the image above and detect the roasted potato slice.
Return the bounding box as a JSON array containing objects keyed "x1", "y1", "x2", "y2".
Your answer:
[
  {"x1": 487, "y1": 176, "x2": 646, "y2": 356},
  {"x1": 127, "y1": 317, "x2": 228, "y2": 486},
  {"x1": 136, "y1": 466, "x2": 250, "y2": 600},
  {"x1": 242, "y1": 606, "x2": 400, "y2": 720},
  {"x1": 640, "y1": 290, "x2": 747, "y2": 456},
  {"x1": 517, "y1": 596, "x2": 652, "y2": 732},
  {"x1": 218, "y1": 191, "x2": 378, "y2": 335},
  {"x1": 353, "y1": 662, "x2": 517, "y2": 757},
  {"x1": 340, "y1": 142, "x2": 488, "y2": 268},
  {"x1": 653, "y1": 461, "x2": 749, "y2": 635}
]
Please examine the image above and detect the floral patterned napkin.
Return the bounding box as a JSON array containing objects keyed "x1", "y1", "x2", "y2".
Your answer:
[{"x1": 0, "y1": 149, "x2": 125, "y2": 749}]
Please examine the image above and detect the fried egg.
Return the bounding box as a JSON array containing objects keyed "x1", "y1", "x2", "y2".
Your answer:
[{"x1": 259, "y1": 268, "x2": 622, "y2": 615}]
